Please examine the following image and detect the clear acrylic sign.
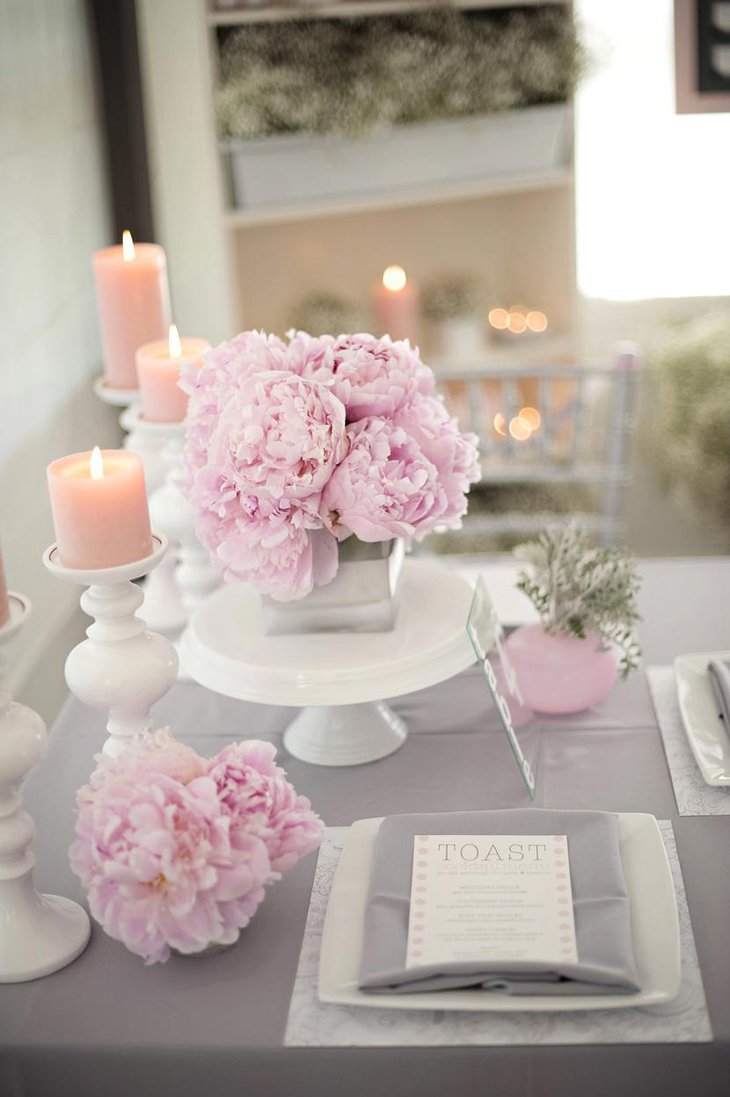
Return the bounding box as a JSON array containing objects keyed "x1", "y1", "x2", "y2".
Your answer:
[{"x1": 466, "y1": 576, "x2": 539, "y2": 798}]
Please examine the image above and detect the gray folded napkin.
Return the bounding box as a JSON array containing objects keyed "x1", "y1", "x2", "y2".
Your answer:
[
  {"x1": 359, "y1": 809, "x2": 640, "y2": 996},
  {"x1": 708, "y1": 659, "x2": 730, "y2": 729}
]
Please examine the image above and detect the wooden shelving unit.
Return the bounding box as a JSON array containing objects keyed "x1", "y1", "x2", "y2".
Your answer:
[
  {"x1": 207, "y1": 0, "x2": 564, "y2": 27},
  {"x1": 136, "y1": 0, "x2": 577, "y2": 349}
]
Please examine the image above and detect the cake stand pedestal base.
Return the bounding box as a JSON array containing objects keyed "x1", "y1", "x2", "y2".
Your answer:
[
  {"x1": 283, "y1": 702, "x2": 407, "y2": 766},
  {"x1": 181, "y1": 559, "x2": 481, "y2": 769}
]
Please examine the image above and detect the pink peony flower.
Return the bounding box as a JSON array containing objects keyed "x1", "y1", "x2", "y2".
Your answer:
[
  {"x1": 285, "y1": 331, "x2": 435, "y2": 422},
  {"x1": 215, "y1": 513, "x2": 338, "y2": 602},
  {"x1": 70, "y1": 740, "x2": 272, "y2": 964},
  {"x1": 207, "y1": 740, "x2": 324, "y2": 872},
  {"x1": 181, "y1": 330, "x2": 287, "y2": 484},
  {"x1": 70, "y1": 731, "x2": 323, "y2": 964},
  {"x1": 180, "y1": 328, "x2": 479, "y2": 599},
  {"x1": 205, "y1": 370, "x2": 347, "y2": 503},
  {"x1": 321, "y1": 417, "x2": 448, "y2": 542},
  {"x1": 393, "y1": 396, "x2": 481, "y2": 528},
  {"x1": 184, "y1": 367, "x2": 346, "y2": 600}
]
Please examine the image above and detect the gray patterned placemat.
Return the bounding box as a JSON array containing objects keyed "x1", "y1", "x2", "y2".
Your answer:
[
  {"x1": 285, "y1": 823, "x2": 711, "y2": 1046},
  {"x1": 648, "y1": 666, "x2": 730, "y2": 817}
]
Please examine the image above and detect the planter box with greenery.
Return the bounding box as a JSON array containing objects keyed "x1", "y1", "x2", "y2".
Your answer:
[{"x1": 215, "y1": 7, "x2": 581, "y2": 210}]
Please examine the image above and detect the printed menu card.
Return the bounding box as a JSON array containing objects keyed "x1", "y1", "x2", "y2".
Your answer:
[{"x1": 406, "y1": 834, "x2": 578, "y2": 968}]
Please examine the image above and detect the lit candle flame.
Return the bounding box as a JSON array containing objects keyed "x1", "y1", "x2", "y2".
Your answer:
[
  {"x1": 488, "y1": 308, "x2": 509, "y2": 331},
  {"x1": 382, "y1": 265, "x2": 407, "y2": 292},
  {"x1": 168, "y1": 324, "x2": 182, "y2": 358},
  {"x1": 122, "y1": 230, "x2": 135, "y2": 262},
  {"x1": 90, "y1": 446, "x2": 104, "y2": 480}
]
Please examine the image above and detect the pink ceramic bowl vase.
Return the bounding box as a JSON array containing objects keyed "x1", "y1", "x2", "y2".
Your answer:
[{"x1": 503, "y1": 624, "x2": 618, "y2": 715}]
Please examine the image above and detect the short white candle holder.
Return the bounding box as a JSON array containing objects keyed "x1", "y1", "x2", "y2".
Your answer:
[
  {"x1": 43, "y1": 534, "x2": 179, "y2": 758},
  {"x1": 148, "y1": 428, "x2": 221, "y2": 638},
  {"x1": 0, "y1": 593, "x2": 91, "y2": 982}
]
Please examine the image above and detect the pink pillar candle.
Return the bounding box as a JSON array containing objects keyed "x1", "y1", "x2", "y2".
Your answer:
[
  {"x1": 372, "y1": 265, "x2": 420, "y2": 344},
  {"x1": 136, "y1": 328, "x2": 210, "y2": 422},
  {"x1": 93, "y1": 234, "x2": 171, "y2": 390},
  {"x1": 47, "y1": 449, "x2": 153, "y2": 569},
  {"x1": 0, "y1": 543, "x2": 9, "y2": 627}
]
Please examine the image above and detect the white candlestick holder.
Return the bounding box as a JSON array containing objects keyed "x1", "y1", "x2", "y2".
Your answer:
[
  {"x1": 119, "y1": 408, "x2": 188, "y2": 637},
  {"x1": 43, "y1": 534, "x2": 179, "y2": 758},
  {"x1": 0, "y1": 592, "x2": 91, "y2": 982},
  {"x1": 119, "y1": 405, "x2": 170, "y2": 494},
  {"x1": 148, "y1": 427, "x2": 221, "y2": 632}
]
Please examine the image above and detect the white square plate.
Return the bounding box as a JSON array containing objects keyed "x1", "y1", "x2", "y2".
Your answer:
[
  {"x1": 674, "y1": 651, "x2": 730, "y2": 786},
  {"x1": 319, "y1": 814, "x2": 680, "y2": 1012}
]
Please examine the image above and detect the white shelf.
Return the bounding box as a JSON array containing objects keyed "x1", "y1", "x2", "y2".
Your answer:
[
  {"x1": 223, "y1": 166, "x2": 572, "y2": 228},
  {"x1": 208, "y1": 0, "x2": 564, "y2": 28}
]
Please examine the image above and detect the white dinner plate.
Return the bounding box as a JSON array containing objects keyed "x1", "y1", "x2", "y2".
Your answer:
[
  {"x1": 319, "y1": 814, "x2": 680, "y2": 1012},
  {"x1": 674, "y1": 651, "x2": 730, "y2": 787}
]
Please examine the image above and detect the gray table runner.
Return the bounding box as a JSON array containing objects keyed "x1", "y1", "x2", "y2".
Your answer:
[{"x1": 2, "y1": 558, "x2": 730, "y2": 1096}]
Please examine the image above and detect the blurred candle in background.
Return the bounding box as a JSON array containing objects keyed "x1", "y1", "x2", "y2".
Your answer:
[
  {"x1": 47, "y1": 448, "x2": 153, "y2": 570},
  {"x1": 136, "y1": 325, "x2": 210, "y2": 423},
  {"x1": 0, "y1": 542, "x2": 9, "y2": 627},
  {"x1": 373, "y1": 265, "x2": 420, "y2": 344},
  {"x1": 92, "y1": 231, "x2": 171, "y2": 390}
]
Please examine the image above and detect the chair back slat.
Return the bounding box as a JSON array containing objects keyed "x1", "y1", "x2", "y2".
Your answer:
[{"x1": 435, "y1": 347, "x2": 642, "y2": 545}]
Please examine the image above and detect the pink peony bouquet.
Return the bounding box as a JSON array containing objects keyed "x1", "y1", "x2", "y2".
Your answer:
[
  {"x1": 70, "y1": 729, "x2": 323, "y2": 964},
  {"x1": 181, "y1": 330, "x2": 481, "y2": 601}
]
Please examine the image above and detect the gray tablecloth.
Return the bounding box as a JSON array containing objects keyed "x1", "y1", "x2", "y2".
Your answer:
[{"x1": 1, "y1": 557, "x2": 730, "y2": 1097}]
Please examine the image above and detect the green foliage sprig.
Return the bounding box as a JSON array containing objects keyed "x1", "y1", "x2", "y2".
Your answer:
[
  {"x1": 514, "y1": 523, "x2": 642, "y2": 678},
  {"x1": 646, "y1": 311, "x2": 730, "y2": 526},
  {"x1": 290, "y1": 291, "x2": 363, "y2": 337},
  {"x1": 422, "y1": 272, "x2": 482, "y2": 321},
  {"x1": 216, "y1": 7, "x2": 583, "y2": 141}
]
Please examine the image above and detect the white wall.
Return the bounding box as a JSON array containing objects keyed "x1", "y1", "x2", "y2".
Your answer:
[{"x1": 0, "y1": 0, "x2": 118, "y2": 718}]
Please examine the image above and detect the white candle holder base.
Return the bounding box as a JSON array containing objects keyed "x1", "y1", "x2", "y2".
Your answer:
[
  {"x1": 43, "y1": 535, "x2": 179, "y2": 757},
  {"x1": 0, "y1": 595, "x2": 91, "y2": 982},
  {"x1": 283, "y1": 702, "x2": 407, "y2": 766},
  {"x1": 92, "y1": 374, "x2": 139, "y2": 408}
]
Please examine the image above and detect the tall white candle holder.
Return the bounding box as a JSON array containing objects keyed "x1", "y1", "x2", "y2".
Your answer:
[
  {"x1": 0, "y1": 593, "x2": 91, "y2": 982},
  {"x1": 119, "y1": 408, "x2": 187, "y2": 637},
  {"x1": 148, "y1": 428, "x2": 221, "y2": 634},
  {"x1": 119, "y1": 405, "x2": 169, "y2": 493},
  {"x1": 43, "y1": 534, "x2": 179, "y2": 758}
]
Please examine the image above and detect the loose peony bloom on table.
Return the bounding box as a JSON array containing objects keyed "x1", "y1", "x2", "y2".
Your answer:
[
  {"x1": 208, "y1": 739, "x2": 324, "y2": 872},
  {"x1": 70, "y1": 729, "x2": 323, "y2": 964},
  {"x1": 181, "y1": 329, "x2": 480, "y2": 601}
]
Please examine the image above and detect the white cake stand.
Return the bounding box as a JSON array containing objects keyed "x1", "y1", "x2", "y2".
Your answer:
[{"x1": 180, "y1": 559, "x2": 478, "y2": 767}]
